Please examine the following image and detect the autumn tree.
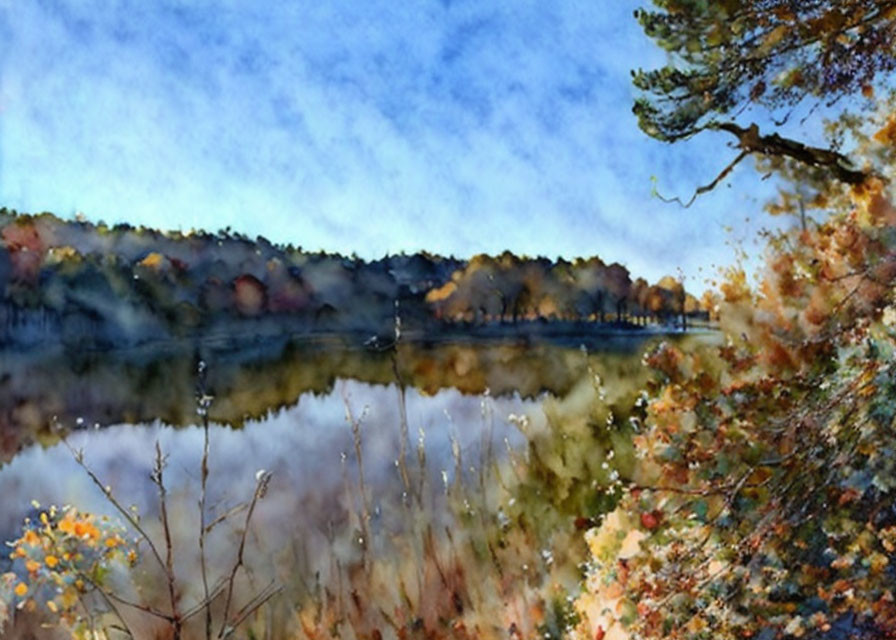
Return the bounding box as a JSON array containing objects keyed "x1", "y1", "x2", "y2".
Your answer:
[
  {"x1": 633, "y1": 1, "x2": 896, "y2": 200},
  {"x1": 574, "y1": 179, "x2": 896, "y2": 640},
  {"x1": 568, "y1": 4, "x2": 896, "y2": 639}
]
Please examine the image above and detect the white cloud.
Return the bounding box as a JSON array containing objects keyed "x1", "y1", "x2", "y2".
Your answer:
[{"x1": 0, "y1": 0, "x2": 779, "y2": 283}]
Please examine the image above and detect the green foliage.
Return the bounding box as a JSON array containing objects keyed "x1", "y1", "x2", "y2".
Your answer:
[{"x1": 633, "y1": 1, "x2": 896, "y2": 141}]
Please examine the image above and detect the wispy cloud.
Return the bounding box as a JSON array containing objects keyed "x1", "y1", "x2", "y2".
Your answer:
[{"x1": 0, "y1": 0, "x2": 777, "y2": 282}]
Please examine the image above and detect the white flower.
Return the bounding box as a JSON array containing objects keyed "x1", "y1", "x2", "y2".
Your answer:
[{"x1": 883, "y1": 305, "x2": 896, "y2": 328}]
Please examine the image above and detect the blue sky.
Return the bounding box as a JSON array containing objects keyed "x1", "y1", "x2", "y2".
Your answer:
[{"x1": 0, "y1": 0, "x2": 776, "y2": 284}]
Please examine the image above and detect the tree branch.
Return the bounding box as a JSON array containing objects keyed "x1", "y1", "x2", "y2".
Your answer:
[
  {"x1": 712, "y1": 121, "x2": 872, "y2": 185},
  {"x1": 151, "y1": 441, "x2": 183, "y2": 639},
  {"x1": 217, "y1": 470, "x2": 272, "y2": 639},
  {"x1": 655, "y1": 150, "x2": 749, "y2": 208},
  {"x1": 656, "y1": 120, "x2": 879, "y2": 207}
]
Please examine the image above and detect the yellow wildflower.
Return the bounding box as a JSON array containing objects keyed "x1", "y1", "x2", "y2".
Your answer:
[
  {"x1": 74, "y1": 521, "x2": 100, "y2": 541},
  {"x1": 22, "y1": 530, "x2": 39, "y2": 547},
  {"x1": 61, "y1": 587, "x2": 78, "y2": 608},
  {"x1": 58, "y1": 516, "x2": 75, "y2": 535}
]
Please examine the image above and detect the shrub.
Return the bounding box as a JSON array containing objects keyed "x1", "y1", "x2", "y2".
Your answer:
[
  {"x1": 572, "y1": 183, "x2": 896, "y2": 639},
  {"x1": 4, "y1": 503, "x2": 137, "y2": 638}
]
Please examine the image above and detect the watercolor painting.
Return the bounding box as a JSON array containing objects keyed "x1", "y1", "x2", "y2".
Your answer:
[{"x1": 3, "y1": 1, "x2": 896, "y2": 639}]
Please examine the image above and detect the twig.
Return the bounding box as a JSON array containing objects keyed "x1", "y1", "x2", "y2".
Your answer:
[
  {"x1": 79, "y1": 572, "x2": 173, "y2": 623},
  {"x1": 392, "y1": 353, "x2": 412, "y2": 502},
  {"x1": 182, "y1": 578, "x2": 228, "y2": 622},
  {"x1": 655, "y1": 151, "x2": 748, "y2": 208},
  {"x1": 152, "y1": 441, "x2": 183, "y2": 639},
  {"x1": 204, "y1": 503, "x2": 249, "y2": 534},
  {"x1": 342, "y1": 389, "x2": 371, "y2": 558},
  {"x1": 198, "y1": 367, "x2": 214, "y2": 640},
  {"x1": 65, "y1": 441, "x2": 171, "y2": 588},
  {"x1": 229, "y1": 581, "x2": 283, "y2": 632},
  {"x1": 217, "y1": 469, "x2": 272, "y2": 638}
]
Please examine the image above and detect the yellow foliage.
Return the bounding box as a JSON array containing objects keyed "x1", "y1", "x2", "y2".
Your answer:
[
  {"x1": 425, "y1": 280, "x2": 457, "y2": 303},
  {"x1": 873, "y1": 116, "x2": 896, "y2": 147},
  {"x1": 755, "y1": 24, "x2": 789, "y2": 56},
  {"x1": 138, "y1": 251, "x2": 165, "y2": 269}
]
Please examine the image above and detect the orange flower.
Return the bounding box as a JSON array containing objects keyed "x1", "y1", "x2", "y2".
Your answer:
[
  {"x1": 22, "y1": 530, "x2": 39, "y2": 547},
  {"x1": 44, "y1": 555, "x2": 59, "y2": 569},
  {"x1": 57, "y1": 516, "x2": 75, "y2": 535},
  {"x1": 73, "y1": 520, "x2": 100, "y2": 541},
  {"x1": 14, "y1": 582, "x2": 27, "y2": 597}
]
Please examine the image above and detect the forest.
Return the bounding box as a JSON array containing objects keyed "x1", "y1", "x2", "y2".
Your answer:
[{"x1": 0, "y1": 209, "x2": 705, "y2": 349}]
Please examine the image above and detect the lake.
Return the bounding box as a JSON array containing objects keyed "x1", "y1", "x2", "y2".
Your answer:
[{"x1": 0, "y1": 331, "x2": 706, "y2": 638}]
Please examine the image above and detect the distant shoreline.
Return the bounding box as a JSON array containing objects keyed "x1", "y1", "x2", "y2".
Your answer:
[{"x1": 0, "y1": 315, "x2": 717, "y2": 355}]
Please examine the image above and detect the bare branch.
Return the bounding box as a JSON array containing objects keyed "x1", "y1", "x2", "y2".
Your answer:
[
  {"x1": 85, "y1": 578, "x2": 174, "y2": 623},
  {"x1": 221, "y1": 582, "x2": 283, "y2": 639},
  {"x1": 341, "y1": 388, "x2": 372, "y2": 557},
  {"x1": 65, "y1": 440, "x2": 169, "y2": 580},
  {"x1": 204, "y1": 503, "x2": 249, "y2": 534},
  {"x1": 182, "y1": 578, "x2": 228, "y2": 623},
  {"x1": 217, "y1": 470, "x2": 272, "y2": 638},
  {"x1": 197, "y1": 365, "x2": 214, "y2": 640},
  {"x1": 230, "y1": 581, "x2": 282, "y2": 631},
  {"x1": 656, "y1": 119, "x2": 878, "y2": 207},
  {"x1": 655, "y1": 150, "x2": 749, "y2": 208},
  {"x1": 152, "y1": 441, "x2": 183, "y2": 638},
  {"x1": 712, "y1": 121, "x2": 873, "y2": 185}
]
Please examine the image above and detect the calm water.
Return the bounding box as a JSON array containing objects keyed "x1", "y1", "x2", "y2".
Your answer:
[
  {"x1": 0, "y1": 333, "x2": 696, "y2": 541},
  {"x1": 0, "y1": 379, "x2": 533, "y2": 545},
  {"x1": 0, "y1": 333, "x2": 704, "y2": 638}
]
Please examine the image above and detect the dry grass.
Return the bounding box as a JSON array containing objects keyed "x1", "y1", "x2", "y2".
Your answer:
[{"x1": 1, "y1": 342, "x2": 672, "y2": 640}]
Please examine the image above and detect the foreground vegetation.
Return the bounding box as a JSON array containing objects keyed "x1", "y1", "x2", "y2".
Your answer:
[
  {"x1": 572, "y1": 180, "x2": 896, "y2": 639},
  {"x1": 0, "y1": 349, "x2": 656, "y2": 639},
  {"x1": 570, "y1": 2, "x2": 896, "y2": 638}
]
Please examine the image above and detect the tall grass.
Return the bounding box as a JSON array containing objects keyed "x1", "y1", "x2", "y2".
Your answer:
[{"x1": 1, "y1": 342, "x2": 669, "y2": 639}]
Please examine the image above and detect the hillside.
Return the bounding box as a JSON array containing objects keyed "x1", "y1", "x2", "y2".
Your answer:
[{"x1": 0, "y1": 209, "x2": 707, "y2": 349}]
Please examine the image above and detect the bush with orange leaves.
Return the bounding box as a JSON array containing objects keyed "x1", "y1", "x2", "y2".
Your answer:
[
  {"x1": 571, "y1": 182, "x2": 896, "y2": 640},
  {"x1": 2, "y1": 502, "x2": 137, "y2": 639}
]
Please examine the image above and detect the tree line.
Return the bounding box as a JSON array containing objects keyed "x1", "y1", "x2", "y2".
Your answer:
[{"x1": 0, "y1": 210, "x2": 707, "y2": 347}]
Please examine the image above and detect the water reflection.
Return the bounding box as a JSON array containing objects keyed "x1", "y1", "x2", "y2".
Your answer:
[
  {"x1": 0, "y1": 379, "x2": 532, "y2": 555},
  {"x1": 0, "y1": 334, "x2": 675, "y2": 461},
  {"x1": 0, "y1": 334, "x2": 707, "y2": 638}
]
